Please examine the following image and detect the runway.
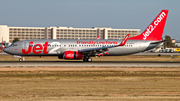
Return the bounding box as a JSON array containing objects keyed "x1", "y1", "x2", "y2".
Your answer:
[
  {"x1": 1, "y1": 51, "x2": 180, "y2": 56},
  {"x1": 0, "y1": 61, "x2": 180, "y2": 67}
]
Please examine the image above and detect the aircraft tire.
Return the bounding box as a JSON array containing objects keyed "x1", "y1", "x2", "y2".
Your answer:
[
  {"x1": 87, "y1": 58, "x2": 92, "y2": 62},
  {"x1": 83, "y1": 58, "x2": 87, "y2": 62},
  {"x1": 19, "y1": 58, "x2": 23, "y2": 62}
]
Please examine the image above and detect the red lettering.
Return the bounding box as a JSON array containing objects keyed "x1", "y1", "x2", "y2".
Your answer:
[
  {"x1": 106, "y1": 41, "x2": 117, "y2": 44},
  {"x1": 22, "y1": 42, "x2": 33, "y2": 54},
  {"x1": 22, "y1": 41, "x2": 50, "y2": 54},
  {"x1": 77, "y1": 41, "x2": 118, "y2": 45},
  {"x1": 77, "y1": 41, "x2": 80, "y2": 44},
  {"x1": 33, "y1": 44, "x2": 42, "y2": 54},
  {"x1": 43, "y1": 42, "x2": 50, "y2": 54}
]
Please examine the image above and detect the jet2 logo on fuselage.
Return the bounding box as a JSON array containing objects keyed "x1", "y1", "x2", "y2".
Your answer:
[{"x1": 22, "y1": 41, "x2": 50, "y2": 54}]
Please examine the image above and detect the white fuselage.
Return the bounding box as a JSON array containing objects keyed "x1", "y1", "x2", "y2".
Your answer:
[{"x1": 3, "y1": 39, "x2": 158, "y2": 56}]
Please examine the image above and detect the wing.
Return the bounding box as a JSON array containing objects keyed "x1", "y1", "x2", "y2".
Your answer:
[{"x1": 78, "y1": 34, "x2": 129, "y2": 55}]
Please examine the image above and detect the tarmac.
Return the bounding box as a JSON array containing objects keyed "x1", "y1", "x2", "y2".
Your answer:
[
  {"x1": 0, "y1": 52, "x2": 180, "y2": 67},
  {"x1": 0, "y1": 61, "x2": 180, "y2": 67}
]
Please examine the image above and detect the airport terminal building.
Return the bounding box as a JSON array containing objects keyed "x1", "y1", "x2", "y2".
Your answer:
[{"x1": 0, "y1": 25, "x2": 140, "y2": 45}]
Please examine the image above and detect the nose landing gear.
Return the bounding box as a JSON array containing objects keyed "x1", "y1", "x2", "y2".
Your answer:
[
  {"x1": 19, "y1": 58, "x2": 23, "y2": 62},
  {"x1": 19, "y1": 57, "x2": 25, "y2": 62},
  {"x1": 13, "y1": 55, "x2": 24, "y2": 62}
]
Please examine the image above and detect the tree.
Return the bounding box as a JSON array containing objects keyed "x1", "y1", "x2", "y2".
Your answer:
[
  {"x1": 164, "y1": 35, "x2": 174, "y2": 48},
  {"x1": 12, "y1": 38, "x2": 19, "y2": 43}
]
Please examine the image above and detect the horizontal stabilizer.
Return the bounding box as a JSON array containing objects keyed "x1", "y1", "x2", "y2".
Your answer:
[{"x1": 150, "y1": 40, "x2": 172, "y2": 44}]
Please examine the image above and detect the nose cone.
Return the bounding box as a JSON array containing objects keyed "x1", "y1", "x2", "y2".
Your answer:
[{"x1": 3, "y1": 47, "x2": 10, "y2": 54}]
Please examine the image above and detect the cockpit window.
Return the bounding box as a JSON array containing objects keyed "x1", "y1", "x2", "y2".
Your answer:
[{"x1": 10, "y1": 44, "x2": 17, "y2": 47}]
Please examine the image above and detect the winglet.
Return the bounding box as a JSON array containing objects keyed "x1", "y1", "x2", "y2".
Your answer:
[
  {"x1": 118, "y1": 34, "x2": 129, "y2": 46},
  {"x1": 96, "y1": 36, "x2": 100, "y2": 39}
]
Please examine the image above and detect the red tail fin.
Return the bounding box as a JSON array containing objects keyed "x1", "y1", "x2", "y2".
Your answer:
[{"x1": 129, "y1": 10, "x2": 169, "y2": 41}]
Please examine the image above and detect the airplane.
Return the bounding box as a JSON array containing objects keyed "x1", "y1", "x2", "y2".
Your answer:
[
  {"x1": 0, "y1": 37, "x2": 5, "y2": 52},
  {"x1": 3, "y1": 10, "x2": 169, "y2": 62}
]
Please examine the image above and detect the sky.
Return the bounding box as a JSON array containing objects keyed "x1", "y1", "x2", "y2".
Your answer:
[{"x1": 0, "y1": 0, "x2": 179, "y2": 39}]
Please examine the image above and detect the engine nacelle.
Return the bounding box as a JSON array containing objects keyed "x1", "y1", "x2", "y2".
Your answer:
[{"x1": 63, "y1": 51, "x2": 83, "y2": 59}]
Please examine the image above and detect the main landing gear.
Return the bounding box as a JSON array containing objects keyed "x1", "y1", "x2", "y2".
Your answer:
[{"x1": 83, "y1": 57, "x2": 92, "y2": 62}]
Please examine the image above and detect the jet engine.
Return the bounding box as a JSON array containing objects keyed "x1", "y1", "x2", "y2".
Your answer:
[{"x1": 59, "y1": 51, "x2": 83, "y2": 59}]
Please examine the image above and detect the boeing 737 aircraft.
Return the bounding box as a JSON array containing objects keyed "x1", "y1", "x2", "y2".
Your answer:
[{"x1": 3, "y1": 10, "x2": 169, "y2": 62}]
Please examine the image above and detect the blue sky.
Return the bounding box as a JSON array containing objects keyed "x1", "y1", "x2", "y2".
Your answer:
[{"x1": 0, "y1": 0, "x2": 179, "y2": 39}]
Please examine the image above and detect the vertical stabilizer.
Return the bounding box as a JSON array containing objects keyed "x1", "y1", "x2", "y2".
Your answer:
[{"x1": 129, "y1": 10, "x2": 169, "y2": 41}]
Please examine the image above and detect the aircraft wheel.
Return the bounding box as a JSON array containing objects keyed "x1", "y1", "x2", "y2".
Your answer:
[
  {"x1": 87, "y1": 58, "x2": 92, "y2": 62},
  {"x1": 83, "y1": 58, "x2": 87, "y2": 62},
  {"x1": 19, "y1": 58, "x2": 23, "y2": 62}
]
